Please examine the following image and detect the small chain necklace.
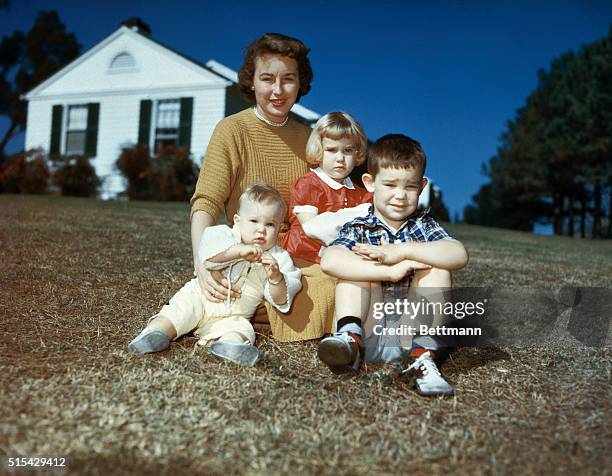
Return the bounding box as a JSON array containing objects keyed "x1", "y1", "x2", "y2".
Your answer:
[
  {"x1": 253, "y1": 107, "x2": 288, "y2": 127},
  {"x1": 224, "y1": 262, "x2": 253, "y2": 310}
]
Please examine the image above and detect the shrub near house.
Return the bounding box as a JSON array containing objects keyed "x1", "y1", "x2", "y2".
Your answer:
[
  {"x1": 116, "y1": 144, "x2": 198, "y2": 201},
  {"x1": 0, "y1": 150, "x2": 50, "y2": 194},
  {"x1": 0, "y1": 149, "x2": 100, "y2": 197},
  {"x1": 51, "y1": 155, "x2": 101, "y2": 197}
]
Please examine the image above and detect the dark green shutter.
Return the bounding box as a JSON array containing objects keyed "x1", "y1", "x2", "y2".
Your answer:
[
  {"x1": 50, "y1": 105, "x2": 63, "y2": 156},
  {"x1": 178, "y1": 97, "x2": 193, "y2": 152},
  {"x1": 85, "y1": 103, "x2": 99, "y2": 157},
  {"x1": 137, "y1": 100, "x2": 152, "y2": 147}
]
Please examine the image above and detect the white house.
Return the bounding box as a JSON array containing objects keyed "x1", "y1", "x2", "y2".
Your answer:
[{"x1": 23, "y1": 25, "x2": 320, "y2": 198}]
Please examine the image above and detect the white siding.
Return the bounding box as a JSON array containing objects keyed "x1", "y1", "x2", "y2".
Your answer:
[
  {"x1": 94, "y1": 94, "x2": 138, "y2": 197},
  {"x1": 25, "y1": 100, "x2": 53, "y2": 151},
  {"x1": 191, "y1": 90, "x2": 226, "y2": 166}
]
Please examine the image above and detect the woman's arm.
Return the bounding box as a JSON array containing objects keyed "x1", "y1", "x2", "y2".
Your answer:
[
  {"x1": 191, "y1": 211, "x2": 220, "y2": 302},
  {"x1": 190, "y1": 119, "x2": 242, "y2": 302},
  {"x1": 191, "y1": 210, "x2": 215, "y2": 271},
  {"x1": 191, "y1": 210, "x2": 242, "y2": 303}
]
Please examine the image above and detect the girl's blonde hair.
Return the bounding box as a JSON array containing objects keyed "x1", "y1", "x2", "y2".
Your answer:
[{"x1": 305, "y1": 112, "x2": 367, "y2": 166}]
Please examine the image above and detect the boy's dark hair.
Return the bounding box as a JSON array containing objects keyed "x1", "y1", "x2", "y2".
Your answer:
[
  {"x1": 367, "y1": 134, "x2": 427, "y2": 178},
  {"x1": 238, "y1": 33, "x2": 313, "y2": 103}
]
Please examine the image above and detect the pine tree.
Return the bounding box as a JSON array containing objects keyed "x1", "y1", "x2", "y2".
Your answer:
[{"x1": 0, "y1": 11, "x2": 80, "y2": 161}]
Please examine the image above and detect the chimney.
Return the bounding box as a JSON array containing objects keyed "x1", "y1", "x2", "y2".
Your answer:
[{"x1": 120, "y1": 17, "x2": 152, "y2": 37}]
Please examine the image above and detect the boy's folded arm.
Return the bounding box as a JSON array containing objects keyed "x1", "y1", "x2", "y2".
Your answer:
[
  {"x1": 320, "y1": 245, "x2": 404, "y2": 282},
  {"x1": 399, "y1": 239, "x2": 469, "y2": 270}
]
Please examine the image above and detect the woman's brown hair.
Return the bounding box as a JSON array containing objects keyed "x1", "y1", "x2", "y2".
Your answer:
[{"x1": 238, "y1": 33, "x2": 313, "y2": 103}]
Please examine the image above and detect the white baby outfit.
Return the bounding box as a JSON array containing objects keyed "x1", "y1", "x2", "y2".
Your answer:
[{"x1": 153, "y1": 224, "x2": 302, "y2": 346}]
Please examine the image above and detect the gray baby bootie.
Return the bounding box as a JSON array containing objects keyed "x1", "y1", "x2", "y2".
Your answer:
[
  {"x1": 209, "y1": 342, "x2": 261, "y2": 367},
  {"x1": 128, "y1": 330, "x2": 170, "y2": 354}
]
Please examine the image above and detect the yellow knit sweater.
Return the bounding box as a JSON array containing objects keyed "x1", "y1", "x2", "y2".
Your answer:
[{"x1": 191, "y1": 108, "x2": 311, "y2": 222}]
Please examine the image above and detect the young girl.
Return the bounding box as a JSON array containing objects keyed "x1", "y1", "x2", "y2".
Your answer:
[{"x1": 282, "y1": 112, "x2": 372, "y2": 263}]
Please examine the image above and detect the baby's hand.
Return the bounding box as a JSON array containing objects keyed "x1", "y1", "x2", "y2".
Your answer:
[
  {"x1": 260, "y1": 253, "x2": 283, "y2": 283},
  {"x1": 237, "y1": 244, "x2": 263, "y2": 262}
]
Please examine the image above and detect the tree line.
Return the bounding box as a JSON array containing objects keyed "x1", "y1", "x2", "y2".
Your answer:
[{"x1": 464, "y1": 27, "x2": 612, "y2": 238}]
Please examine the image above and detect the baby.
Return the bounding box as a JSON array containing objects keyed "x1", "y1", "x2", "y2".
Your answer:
[{"x1": 128, "y1": 183, "x2": 302, "y2": 366}]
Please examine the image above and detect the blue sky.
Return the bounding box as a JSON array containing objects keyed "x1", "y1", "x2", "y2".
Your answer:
[{"x1": 2, "y1": 1, "x2": 611, "y2": 218}]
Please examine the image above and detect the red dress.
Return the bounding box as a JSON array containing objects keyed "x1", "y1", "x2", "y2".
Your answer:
[{"x1": 282, "y1": 168, "x2": 372, "y2": 263}]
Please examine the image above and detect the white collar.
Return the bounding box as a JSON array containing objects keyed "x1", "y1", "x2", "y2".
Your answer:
[{"x1": 312, "y1": 167, "x2": 355, "y2": 190}]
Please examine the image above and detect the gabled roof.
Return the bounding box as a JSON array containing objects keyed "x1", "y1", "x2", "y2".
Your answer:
[
  {"x1": 206, "y1": 60, "x2": 321, "y2": 122},
  {"x1": 23, "y1": 26, "x2": 321, "y2": 124},
  {"x1": 24, "y1": 25, "x2": 231, "y2": 99}
]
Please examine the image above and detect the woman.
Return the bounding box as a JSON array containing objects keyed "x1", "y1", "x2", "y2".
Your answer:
[{"x1": 189, "y1": 33, "x2": 335, "y2": 342}]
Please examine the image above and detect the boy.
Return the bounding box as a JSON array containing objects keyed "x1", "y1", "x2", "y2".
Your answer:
[
  {"x1": 319, "y1": 134, "x2": 468, "y2": 395},
  {"x1": 128, "y1": 183, "x2": 302, "y2": 366}
]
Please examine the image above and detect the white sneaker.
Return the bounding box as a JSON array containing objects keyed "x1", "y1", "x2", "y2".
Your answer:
[{"x1": 405, "y1": 351, "x2": 454, "y2": 396}]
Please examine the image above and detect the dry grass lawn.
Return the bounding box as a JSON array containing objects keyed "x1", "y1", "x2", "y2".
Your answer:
[{"x1": 1, "y1": 195, "x2": 611, "y2": 475}]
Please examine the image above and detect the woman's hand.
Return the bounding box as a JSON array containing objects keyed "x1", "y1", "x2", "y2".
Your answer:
[{"x1": 195, "y1": 259, "x2": 241, "y2": 303}]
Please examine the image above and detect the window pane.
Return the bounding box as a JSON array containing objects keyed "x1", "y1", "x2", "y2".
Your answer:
[
  {"x1": 154, "y1": 99, "x2": 180, "y2": 153},
  {"x1": 156, "y1": 99, "x2": 180, "y2": 129},
  {"x1": 66, "y1": 131, "x2": 86, "y2": 155},
  {"x1": 68, "y1": 105, "x2": 88, "y2": 130},
  {"x1": 155, "y1": 128, "x2": 178, "y2": 140}
]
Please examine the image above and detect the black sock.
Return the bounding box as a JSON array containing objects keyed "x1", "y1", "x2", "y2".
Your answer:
[{"x1": 337, "y1": 316, "x2": 362, "y2": 335}]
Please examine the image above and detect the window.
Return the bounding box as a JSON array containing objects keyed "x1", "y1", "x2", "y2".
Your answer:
[
  {"x1": 110, "y1": 52, "x2": 135, "y2": 69},
  {"x1": 65, "y1": 105, "x2": 88, "y2": 155},
  {"x1": 49, "y1": 103, "x2": 99, "y2": 157},
  {"x1": 109, "y1": 52, "x2": 136, "y2": 72},
  {"x1": 154, "y1": 99, "x2": 180, "y2": 152},
  {"x1": 137, "y1": 97, "x2": 192, "y2": 153}
]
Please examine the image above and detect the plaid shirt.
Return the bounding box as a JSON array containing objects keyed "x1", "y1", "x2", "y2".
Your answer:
[{"x1": 331, "y1": 205, "x2": 451, "y2": 288}]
